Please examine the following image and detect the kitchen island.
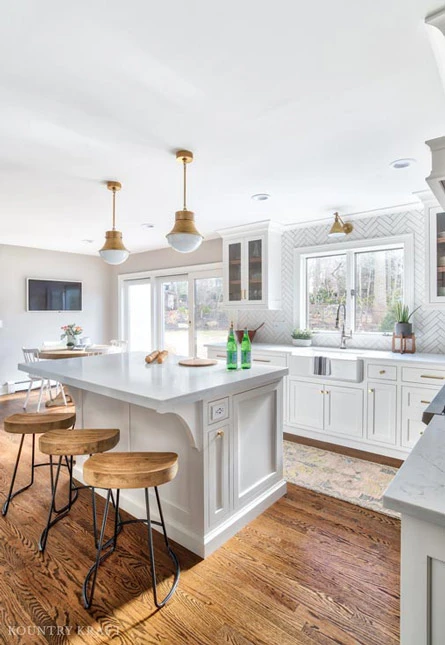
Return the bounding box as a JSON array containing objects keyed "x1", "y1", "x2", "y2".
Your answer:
[
  {"x1": 18, "y1": 351, "x2": 288, "y2": 557},
  {"x1": 384, "y1": 386, "x2": 445, "y2": 645}
]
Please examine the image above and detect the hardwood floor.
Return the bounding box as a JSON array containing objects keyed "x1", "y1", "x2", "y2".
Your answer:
[{"x1": 0, "y1": 392, "x2": 400, "y2": 644}]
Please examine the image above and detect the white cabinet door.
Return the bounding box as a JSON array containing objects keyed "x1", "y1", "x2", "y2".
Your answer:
[
  {"x1": 401, "y1": 386, "x2": 437, "y2": 449},
  {"x1": 366, "y1": 382, "x2": 397, "y2": 445},
  {"x1": 206, "y1": 424, "x2": 231, "y2": 528},
  {"x1": 324, "y1": 385, "x2": 363, "y2": 438},
  {"x1": 233, "y1": 381, "x2": 282, "y2": 510},
  {"x1": 288, "y1": 379, "x2": 324, "y2": 431}
]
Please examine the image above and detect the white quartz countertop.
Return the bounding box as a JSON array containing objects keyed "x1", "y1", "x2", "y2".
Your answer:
[
  {"x1": 18, "y1": 351, "x2": 288, "y2": 412},
  {"x1": 206, "y1": 342, "x2": 445, "y2": 364},
  {"x1": 384, "y1": 413, "x2": 445, "y2": 526}
]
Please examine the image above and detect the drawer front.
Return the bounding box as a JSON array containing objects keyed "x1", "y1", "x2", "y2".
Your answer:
[
  {"x1": 402, "y1": 367, "x2": 445, "y2": 386},
  {"x1": 207, "y1": 348, "x2": 287, "y2": 367},
  {"x1": 208, "y1": 397, "x2": 229, "y2": 425},
  {"x1": 367, "y1": 364, "x2": 397, "y2": 381},
  {"x1": 251, "y1": 353, "x2": 287, "y2": 367},
  {"x1": 401, "y1": 386, "x2": 440, "y2": 449}
]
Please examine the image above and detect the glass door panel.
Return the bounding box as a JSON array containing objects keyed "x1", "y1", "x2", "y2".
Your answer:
[
  {"x1": 228, "y1": 242, "x2": 242, "y2": 301},
  {"x1": 161, "y1": 278, "x2": 189, "y2": 356},
  {"x1": 248, "y1": 238, "x2": 262, "y2": 301},
  {"x1": 123, "y1": 279, "x2": 152, "y2": 351},
  {"x1": 194, "y1": 276, "x2": 229, "y2": 357},
  {"x1": 436, "y1": 212, "x2": 445, "y2": 297}
]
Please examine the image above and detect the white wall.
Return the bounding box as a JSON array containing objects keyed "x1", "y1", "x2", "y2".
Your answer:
[
  {"x1": 0, "y1": 245, "x2": 112, "y2": 389},
  {"x1": 109, "y1": 238, "x2": 222, "y2": 337}
]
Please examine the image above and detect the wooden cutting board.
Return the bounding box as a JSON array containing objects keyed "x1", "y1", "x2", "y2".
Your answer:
[{"x1": 178, "y1": 358, "x2": 218, "y2": 367}]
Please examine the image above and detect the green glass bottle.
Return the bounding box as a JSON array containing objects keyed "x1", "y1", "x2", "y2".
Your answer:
[
  {"x1": 226, "y1": 322, "x2": 238, "y2": 370},
  {"x1": 241, "y1": 328, "x2": 252, "y2": 369}
]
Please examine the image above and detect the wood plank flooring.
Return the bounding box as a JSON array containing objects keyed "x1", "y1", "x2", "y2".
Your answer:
[{"x1": 0, "y1": 392, "x2": 400, "y2": 644}]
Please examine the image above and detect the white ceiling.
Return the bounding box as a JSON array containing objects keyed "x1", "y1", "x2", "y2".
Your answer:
[{"x1": 1, "y1": 0, "x2": 445, "y2": 255}]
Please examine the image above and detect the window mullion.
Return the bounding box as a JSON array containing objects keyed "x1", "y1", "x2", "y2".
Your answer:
[{"x1": 346, "y1": 251, "x2": 354, "y2": 332}]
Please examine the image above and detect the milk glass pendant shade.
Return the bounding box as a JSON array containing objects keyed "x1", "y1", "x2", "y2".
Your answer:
[
  {"x1": 166, "y1": 150, "x2": 203, "y2": 253},
  {"x1": 328, "y1": 212, "x2": 353, "y2": 239},
  {"x1": 99, "y1": 181, "x2": 130, "y2": 265}
]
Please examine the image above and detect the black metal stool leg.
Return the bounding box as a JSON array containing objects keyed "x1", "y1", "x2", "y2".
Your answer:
[
  {"x1": 145, "y1": 487, "x2": 180, "y2": 608},
  {"x1": 39, "y1": 456, "x2": 65, "y2": 552},
  {"x1": 83, "y1": 489, "x2": 116, "y2": 609},
  {"x1": 2, "y1": 434, "x2": 35, "y2": 516}
]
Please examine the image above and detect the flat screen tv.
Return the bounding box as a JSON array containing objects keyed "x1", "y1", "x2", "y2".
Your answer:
[{"x1": 27, "y1": 279, "x2": 82, "y2": 312}]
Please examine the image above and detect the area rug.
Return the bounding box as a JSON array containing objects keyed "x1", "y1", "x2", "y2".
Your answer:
[{"x1": 283, "y1": 440, "x2": 400, "y2": 518}]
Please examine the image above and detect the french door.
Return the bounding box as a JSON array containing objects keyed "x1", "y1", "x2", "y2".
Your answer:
[{"x1": 120, "y1": 266, "x2": 228, "y2": 357}]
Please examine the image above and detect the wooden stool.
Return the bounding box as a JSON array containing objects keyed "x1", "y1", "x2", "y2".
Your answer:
[
  {"x1": 38, "y1": 428, "x2": 120, "y2": 552},
  {"x1": 2, "y1": 412, "x2": 76, "y2": 516},
  {"x1": 82, "y1": 451, "x2": 180, "y2": 610}
]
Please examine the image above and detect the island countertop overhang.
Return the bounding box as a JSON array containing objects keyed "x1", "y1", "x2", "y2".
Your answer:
[{"x1": 18, "y1": 351, "x2": 288, "y2": 412}]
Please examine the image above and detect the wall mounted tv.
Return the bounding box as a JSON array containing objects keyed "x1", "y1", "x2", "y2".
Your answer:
[{"x1": 27, "y1": 279, "x2": 82, "y2": 312}]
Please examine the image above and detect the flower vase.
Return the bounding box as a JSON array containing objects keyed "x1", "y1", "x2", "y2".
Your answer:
[{"x1": 66, "y1": 333, "x2": 77, "y2": 348}]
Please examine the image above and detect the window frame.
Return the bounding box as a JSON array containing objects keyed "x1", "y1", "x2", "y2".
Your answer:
[{"x1": 294, "y1": 235, "x2": 414, "y2": 335}]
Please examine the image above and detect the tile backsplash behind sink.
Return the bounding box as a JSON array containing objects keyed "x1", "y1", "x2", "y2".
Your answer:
[{"x1": 237, "y1": 208, "x2": 445, "y2": 355}]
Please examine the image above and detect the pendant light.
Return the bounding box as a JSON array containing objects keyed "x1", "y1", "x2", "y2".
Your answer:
[
  {"x1": 328, "y1": 212, "x2": 353, "y2": 239},
  {"x1": 166, "y1": 150, "x2": 203, "y2": 253},
  {"x1": 99, "y1": 181, "x2": 130, "y2": 265}
]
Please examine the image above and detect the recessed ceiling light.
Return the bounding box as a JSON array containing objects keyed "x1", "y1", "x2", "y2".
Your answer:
[
  {"x1": 390, "y1": 158, "x2": 416, "y2": 169},
  {"x1": 251, "y1": 193, "x2": 270, "y2": 201},
  {"x1": 82, "y1": 239, "x2": 94, "y2": 244},
  {"x1": 141, "y1": 223, "x2": 154, "y2": 229}
]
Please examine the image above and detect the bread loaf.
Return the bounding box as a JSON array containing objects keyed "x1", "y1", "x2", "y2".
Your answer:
[
  {"x1": 145, "y1": 351, "x2": 160, "y2": 364},
  {"x1": 157, "y1": 350, "x2": 169, "y2": 364}
]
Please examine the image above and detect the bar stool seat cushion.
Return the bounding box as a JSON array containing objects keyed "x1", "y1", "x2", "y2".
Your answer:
[
  {"x1": 39, "y1": 429, "x2": 120, "y2": 456},
  {"x1": 83, "y1": 452, "x2": 178, "y2": 490},
  {"x1": 4, "y1": 412, "x2": 76, "y2": 435}
]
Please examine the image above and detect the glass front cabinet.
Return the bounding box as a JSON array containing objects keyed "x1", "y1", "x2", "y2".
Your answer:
[
  {"x1": 427, "y1": 205, "x2": 445, "y2": 306},
  {"x1": 220, "y1": 222, "x2": 282, "y2": 309}
]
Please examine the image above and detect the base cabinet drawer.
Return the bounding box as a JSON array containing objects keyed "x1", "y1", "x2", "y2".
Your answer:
[
  {"x1": 401, "y1": 386, "x2": 440, "y2": 449},
  {"x1": 366, "y1": 383, "x2": 397, "y2": 445},
  {"x1": 367, "y1": 364, "x2": 397, "y2": 381},
  {"x1": 207, "y1": 347, "x2": 287, "y2": 367},
  {"x1": 402, "y1": 367, "x2": 445, "y2": 386}
]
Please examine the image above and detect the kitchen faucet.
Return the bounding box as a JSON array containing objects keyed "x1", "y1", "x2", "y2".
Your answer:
[{"x1": 335, "y1": 303, "x2": 352, "y2": 349}]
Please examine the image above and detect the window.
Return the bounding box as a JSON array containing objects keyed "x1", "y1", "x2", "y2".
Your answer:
[
  {"x1": 297, "y1": 236, "x2": 413, "y2": 334},
  {"x1": 119, "y1": 264, "x2": 228, "y2": 357}
]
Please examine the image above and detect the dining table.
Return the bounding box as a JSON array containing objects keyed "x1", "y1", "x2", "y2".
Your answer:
[{"x1": 38, "y1": 346, "x2": 113, "y2": 406}]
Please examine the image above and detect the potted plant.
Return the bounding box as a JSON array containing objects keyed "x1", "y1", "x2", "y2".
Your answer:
[
  {"x1": 61, "y1": 324, "x2": 83, "y2": 348},
  {"x1": 291, "y1": 329, "x2": 313, "y2": 347},
  {"x1": 394, "y1": 303, "x2": 420, "y2": 337}
]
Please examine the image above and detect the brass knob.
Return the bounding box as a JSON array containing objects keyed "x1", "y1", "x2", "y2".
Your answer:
[
  {"x1": 216, "y1": 430, "x2": 224, "y2": 438},
  {"x1": 379, "y1": 370, "x2": 386, "y2": 374},
  {"x1": 368, "y1": 388, "x2": 374, "y2": 393}
]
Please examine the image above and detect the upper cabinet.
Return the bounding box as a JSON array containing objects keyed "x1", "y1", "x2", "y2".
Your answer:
[
  {"x1": 426, "y1": 204, "x2": 445, "y2": 307},
  {"x1": 218, "y1": 221, "x2": 283, "y2": 309}
]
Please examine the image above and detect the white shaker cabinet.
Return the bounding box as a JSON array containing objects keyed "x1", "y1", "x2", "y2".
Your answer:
[
  {"x1": 324, "y1": 385, "x2": 363, "y2": 438},
  {"x1": 206, "y1": 423, "x2": 231, "y2": 529},
  {"x1": 366, "y1": 382, "x2": 397, "y2": 445},
  {"x1": 218, "y1": 221, "x2": 283, "y2": 309},
  {"x1": 288, "y1": 380, "x2": 324, "y2": 431}
]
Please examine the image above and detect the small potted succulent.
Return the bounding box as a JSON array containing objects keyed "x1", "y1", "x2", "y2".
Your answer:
[
  {"x1": 291, "y1": 329, "x2": 313, "y2": 347},
  {"x1": 394, "y1": 303, "x2": 420, "y2": 337}
]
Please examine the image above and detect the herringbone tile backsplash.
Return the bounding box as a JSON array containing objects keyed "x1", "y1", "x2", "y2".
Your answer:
[{"x1": 238, "y1": 208, "x2": 445, "y2": 354}]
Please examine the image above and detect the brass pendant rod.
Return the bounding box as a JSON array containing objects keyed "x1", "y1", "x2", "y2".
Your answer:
[
  {"x1": 183, "y1": 158, "x2": 187, "y2": 211},
  {"x1": 112, "y1": 187, "x2": 116, "y2": 230}
]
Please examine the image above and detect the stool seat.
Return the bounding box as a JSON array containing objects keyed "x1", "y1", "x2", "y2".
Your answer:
[
  {"x1": 4, "y1": 412, "x2": 76, "y2": 435},
  {"x1": 39, "y1": 429, "x2": 120, "y2": 456},
  {"x1": 83, "y1": 452, "x2": 178, "y2": 490}
]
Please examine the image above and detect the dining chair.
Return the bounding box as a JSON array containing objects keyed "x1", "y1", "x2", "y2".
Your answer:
[
  {"x1": 22, "y1": 348, "x2": 67, "y2": 412},
  {"x1": 109, "y1": 340, "x2": 128, "y2": 352}
]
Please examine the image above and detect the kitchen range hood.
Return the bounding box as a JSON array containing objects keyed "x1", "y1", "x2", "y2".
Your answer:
[{"x1": 426, "y1": 8, "x2": 445, "y2": 208}]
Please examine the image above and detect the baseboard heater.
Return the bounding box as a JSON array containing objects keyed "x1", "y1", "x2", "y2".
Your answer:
[{"x1": 4, "y1": 379, "x2": 57, "y2": 395}]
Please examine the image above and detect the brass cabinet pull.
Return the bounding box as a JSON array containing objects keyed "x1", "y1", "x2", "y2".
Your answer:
[
  {"x1": 320, "y1": 390, "x2": 325, "y2": 394},
  {"x1": 379, "y1": 370, "x2": 386, "y2": 374},
  {"x1": 421, "y1": 400, "x2": 431, "y2": 405},
  {"x1": 216, "y1": 430, "x2": 224, "y2": 438},
  {"x1": 420, "y1": 374, "x2": 445, "y2": 380},
  {"x1": 216, "y1": 354, "x2": 226, "y2": 358},
  {"x1": 368, "y1": 388, "x2": 374, "y2": 393},
  {"x1": 252, "y1": 358, "x2": 271, "y2": 363}
]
